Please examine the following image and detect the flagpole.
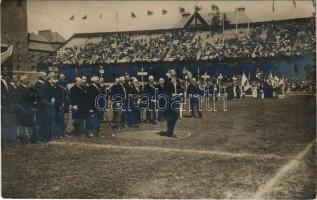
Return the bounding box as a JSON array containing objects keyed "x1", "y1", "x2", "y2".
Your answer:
[
  {"x1": 223, "y1": 12, "x2": 225, "y2": 43},
  {"x1": 235, "y1": 9, "x2": 238, "y2": 36},
  {"x1": 247, "y1": 16, "x2": 250, "y2": 38}
]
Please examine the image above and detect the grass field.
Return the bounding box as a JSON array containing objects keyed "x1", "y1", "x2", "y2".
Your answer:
[{"x1": 2, "y1": 95, "x2": 316, "y2": 198}]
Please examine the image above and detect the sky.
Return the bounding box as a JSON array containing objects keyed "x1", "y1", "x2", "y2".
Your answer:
[{"x1": 27, "y1": 0, "x2": 315, "y2": 40}]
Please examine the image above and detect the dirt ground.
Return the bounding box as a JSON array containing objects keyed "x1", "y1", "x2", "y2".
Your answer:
[{"x1": 2, "y1": 95, "x2": 316, "y2": 198}]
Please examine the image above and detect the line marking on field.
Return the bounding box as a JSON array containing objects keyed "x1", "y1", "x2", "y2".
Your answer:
[
  {"x1": 253, "y1": 141, "x2": 315, "y2": 199},
  {"x1": 50, "y1": 141, "x2": 293, "y2": 160}
]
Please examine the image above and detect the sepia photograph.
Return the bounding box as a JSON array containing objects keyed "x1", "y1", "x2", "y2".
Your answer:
[{"x1": 1, "y1": 0, "x2": 316, "y2": 198}]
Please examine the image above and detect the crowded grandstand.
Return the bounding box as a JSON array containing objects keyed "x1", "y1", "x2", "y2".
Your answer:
[{"x1": 31, "y1": 13, "x2": 315, "y2": 66}]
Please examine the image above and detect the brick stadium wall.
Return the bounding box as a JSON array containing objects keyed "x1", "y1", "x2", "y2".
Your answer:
[{"x1": 1, "y1": 0, "x2": 29, "y2": 71}]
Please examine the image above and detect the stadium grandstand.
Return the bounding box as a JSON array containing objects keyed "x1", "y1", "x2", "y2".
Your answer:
[{"x1": 34, "y1": 10, "x2": 315, "y2": 81}]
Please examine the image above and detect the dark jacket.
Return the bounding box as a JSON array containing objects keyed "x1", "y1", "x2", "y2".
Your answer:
[
  {"x1": 110, "y1": 84, "x2": 127, "y2": 100},
  {"x1": 70, "y1": 84, "x2": 89, "y2": 119},
  {"x1": 164, "y1": 77, "x2": 184, "y2": 121},
  {"x1": 143, "y1": 82, "x2": 157, "y2": 98},
  {"x1": 164, "y1": 77, "x2": 184, "y2": 97},
  {"x1": 187, "y1": 83, "x2": 203, "y2": 96},
  {"x1": 87, "y1": 84, "x2": 101, "y2": 112},
  {"x1": 16, "y1": 84, "x2": 35, "y2": 126}
]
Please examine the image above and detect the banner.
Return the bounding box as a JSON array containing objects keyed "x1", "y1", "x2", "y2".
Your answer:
[{"x1": 1, "y1": 45, "x2": 13, "y2": 64}]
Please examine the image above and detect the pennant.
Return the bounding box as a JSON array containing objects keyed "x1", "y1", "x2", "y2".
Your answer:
[
  {"x1": 256, "y1": 67, "x2": 262, "y2": 80},
  {"x1": 194, "y1": 5, "x2": 202, "y2": 12},
  {"x1": 236, "y1": 7, "x2": 245, "y2": 12},
  {"x1": 131, "y1": 12, "x2": 136, "y2": 18},
  {"x1": 1, "y1": 45, "x2": 13, "y2": 64},
  {"x1": 147, "y1": 10, "x2": 153, "y2": 16},
  {"x1": 211, "y1": 4, "x2": 219, "y2": 11},
  {"x1": 179, "y1": 7, "x2": 185, "y2": 13},
  {"x1": 69, "y1": 15, "x2": 74, "y2": 20},
  {"x1": 182, "y1": 67, "x2": 192, "y2": 78},
  {"x1": 162, "y1": 9, "x2": 167, "y2": 15},
  {"x1": 181, "y1": 12, "x2": 191, "y2": 17},
  {"x1": 241, "y1": 72, "x2": 250, "y2": 90}
]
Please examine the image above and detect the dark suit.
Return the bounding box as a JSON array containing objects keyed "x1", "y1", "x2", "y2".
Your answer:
[
  {"x1": 16, "y1": 84, "x2": 36, "y2": 143},
  {"x1": 86, "y1": 84, "x2": 102, "y2": 135},
  {"x1": 143, "y1": 82, "x2": 157, "y2": 123},
  {"x1": 54, "y1": 82, "x2": 69, "y2": 136},
  {"x1": 70, "y1": 84, "x2": 88, "y2": 134},
  {"x1": 127, "y1": 85, "x2": 140, "y2": 126},
  {"x1": 32, "y1": 80, "x2": 54, "y2": 142},
  {"x1": 157, "y1": 84, "x2": 167, "y2": 121},
  {"x1": 110, "y1": 83, "x2": 126, "y2": 129},
  {"x1": 187, "y1": 83, "x2": 202, "y2": 118},
  {"x1": 164, "y1": 77, "x2": 184, "y2": 136},
  {"x1": 1, "y1": 79, "x2": 17, "y2": 148}
]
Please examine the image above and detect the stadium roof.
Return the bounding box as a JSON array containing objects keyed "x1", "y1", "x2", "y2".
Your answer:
[
  {"x1": 222, "y1": 11, "x2": 250, "y2": 24},
  {"x1": 29, "y1": 33, "x2": 50, "y2": 43},
  {"x1": 28, "y1": 30, "x2": 66, "y2": 52},
  {"x1": 174, "y1": 15, "x2": 191, "y2": 28},
  {"x1": 173, "y1": 11, "x2": 251, "y2": 29},
  {"x1": 62, "y1": 13, "x2": 313, "y2": 49},
  {"x1": 49, "y1": 32, "x2": 66, "y2": 43},
  {"x1": 188, "y1": 11, "x2": 250, "y2": 27},
  {"x1": 38, "y1": 30, "x2": 66, "y2": 44},
  {"x1": 28, "y1": 41, "x2": 55, "y2": 52}
]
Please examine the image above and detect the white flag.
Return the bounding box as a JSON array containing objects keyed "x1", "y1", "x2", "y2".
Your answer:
[
  {"x1": 241, "y1": 72, "x2": 250, "y2": 90},
  {"x1": 1, "y1": 45, "x2": 13, "y2": 64}
]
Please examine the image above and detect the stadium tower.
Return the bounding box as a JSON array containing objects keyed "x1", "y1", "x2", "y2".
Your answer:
[{"x1": 1, "y1": 0, "x2": 29, "y2": 71}]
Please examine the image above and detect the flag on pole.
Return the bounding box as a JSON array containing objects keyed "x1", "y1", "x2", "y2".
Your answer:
[
  {"x1": 182, "y1": 67, "x2": 193, "y2": 79},
  {"x1": 181, "y1": 12, "x2": 191, "y2": 17},
  {"x1": 195, "y1": 5, "x2": 202, "y2": 12},
  {"x1": 269, "y1": 71, "x2": 273, "y2": 79},
  {"x1": 256, "y1": 67, "x2": 262, "y2": 80},
  {"x1": 147, "y1": 10, "x2": 154, "y2": 16},
  {"x1": 236, "y1": 7, "x2": 245, "y2": 12},
  {"x1": 162, "y1": 9, "x2": 167, "y2": 15},
  {"x1": 274, "y1": 75, "x2": 280, "y2": 82},
  {"x1": 241, "y1": 72, "x2": 250, "y2": 90},
  {"x1": 1, "y1": 45, "x2": 13, "y2": 64},
  {"x1": 179, "y1": 7, "x2": 185, "y2": 13},
  {"x1": 211, "y1": 4, "x2": 219, "y2": 12},
  {"x1": 69, "y1": 15, "x2": 75, "y2": 20}
]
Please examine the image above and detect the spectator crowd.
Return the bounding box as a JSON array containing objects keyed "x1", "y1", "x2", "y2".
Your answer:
[{"x1": 30, "y1": 20, "x2": 315, "y2": 65}]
